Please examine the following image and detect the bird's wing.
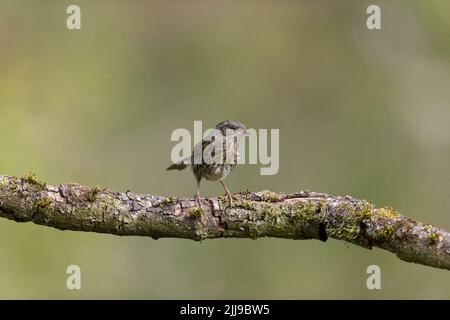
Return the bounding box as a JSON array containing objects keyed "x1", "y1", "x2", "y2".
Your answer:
[{"x1": 192, "y1": 130, "x2": 236, "y2": 165}]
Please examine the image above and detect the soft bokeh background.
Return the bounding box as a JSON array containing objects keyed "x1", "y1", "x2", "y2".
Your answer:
[{"x1": 1, "y1": 0, "x2": 450, "y2": 299}]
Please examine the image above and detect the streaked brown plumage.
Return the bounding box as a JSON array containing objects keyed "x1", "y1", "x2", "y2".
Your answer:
[{"x1": 167, "y1": 120, "x2": 248, "y2": 205}]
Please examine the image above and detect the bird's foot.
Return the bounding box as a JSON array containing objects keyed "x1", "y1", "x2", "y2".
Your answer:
[
  {"x1": 223, "y1": 192, "x2": 238, "y2": 207},
  {"x1": 194, "y1": 193, "x2": 203, "y2": 207}
]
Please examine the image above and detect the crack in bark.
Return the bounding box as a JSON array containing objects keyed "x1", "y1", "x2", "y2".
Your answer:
[{"x1": 358, "y1": 221, "x2": 372, "y2": 249}]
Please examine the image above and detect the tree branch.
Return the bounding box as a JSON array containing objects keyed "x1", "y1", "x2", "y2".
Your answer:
[{"x1": 1, "y1": 174, "x2": 449, "y2": 270}]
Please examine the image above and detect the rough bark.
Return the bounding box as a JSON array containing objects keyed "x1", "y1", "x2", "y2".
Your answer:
[{"x1": 0, "y1": 174, "x2": 449, "y2": 270}]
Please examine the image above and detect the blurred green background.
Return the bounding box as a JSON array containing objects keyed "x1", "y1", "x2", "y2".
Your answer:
[{"x1": 1, "y1": 0, "x2": 450, "y2": 299}]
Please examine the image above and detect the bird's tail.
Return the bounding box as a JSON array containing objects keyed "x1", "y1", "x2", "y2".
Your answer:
[{"x1": 166, "y1": 162, "x2": 188, "y2": 171}]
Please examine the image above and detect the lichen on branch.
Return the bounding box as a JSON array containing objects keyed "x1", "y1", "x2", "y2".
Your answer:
[{"x1": 0, "y1": 174, "x2": 449, "y2": 271}]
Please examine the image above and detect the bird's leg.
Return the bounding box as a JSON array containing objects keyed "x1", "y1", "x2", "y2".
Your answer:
[
  {"x1": 194, "y1": 177, "x2": 202, "y2": 207},
  {"x1": 219, "y1": 180, "x2": 233, "y2": 206}
]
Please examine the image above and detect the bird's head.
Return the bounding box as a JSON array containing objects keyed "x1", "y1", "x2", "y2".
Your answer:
[{"x1": 215, "y1": 120, "x2": 249, "y2": 137}]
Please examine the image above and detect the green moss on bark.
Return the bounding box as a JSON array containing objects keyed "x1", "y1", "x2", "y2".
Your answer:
[{"x1": 23, "y1": 172, "x2": 46, "y2": 190}]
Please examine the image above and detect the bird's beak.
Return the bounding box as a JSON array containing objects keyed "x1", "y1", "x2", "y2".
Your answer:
[{"x1": 244, "y1": 130, "x2": 251, "y2": 136}]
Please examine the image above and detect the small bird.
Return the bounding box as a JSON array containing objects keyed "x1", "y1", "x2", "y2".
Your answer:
[{"x1": 167, "y1": 120, "x2": 249, "y2": 206}]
